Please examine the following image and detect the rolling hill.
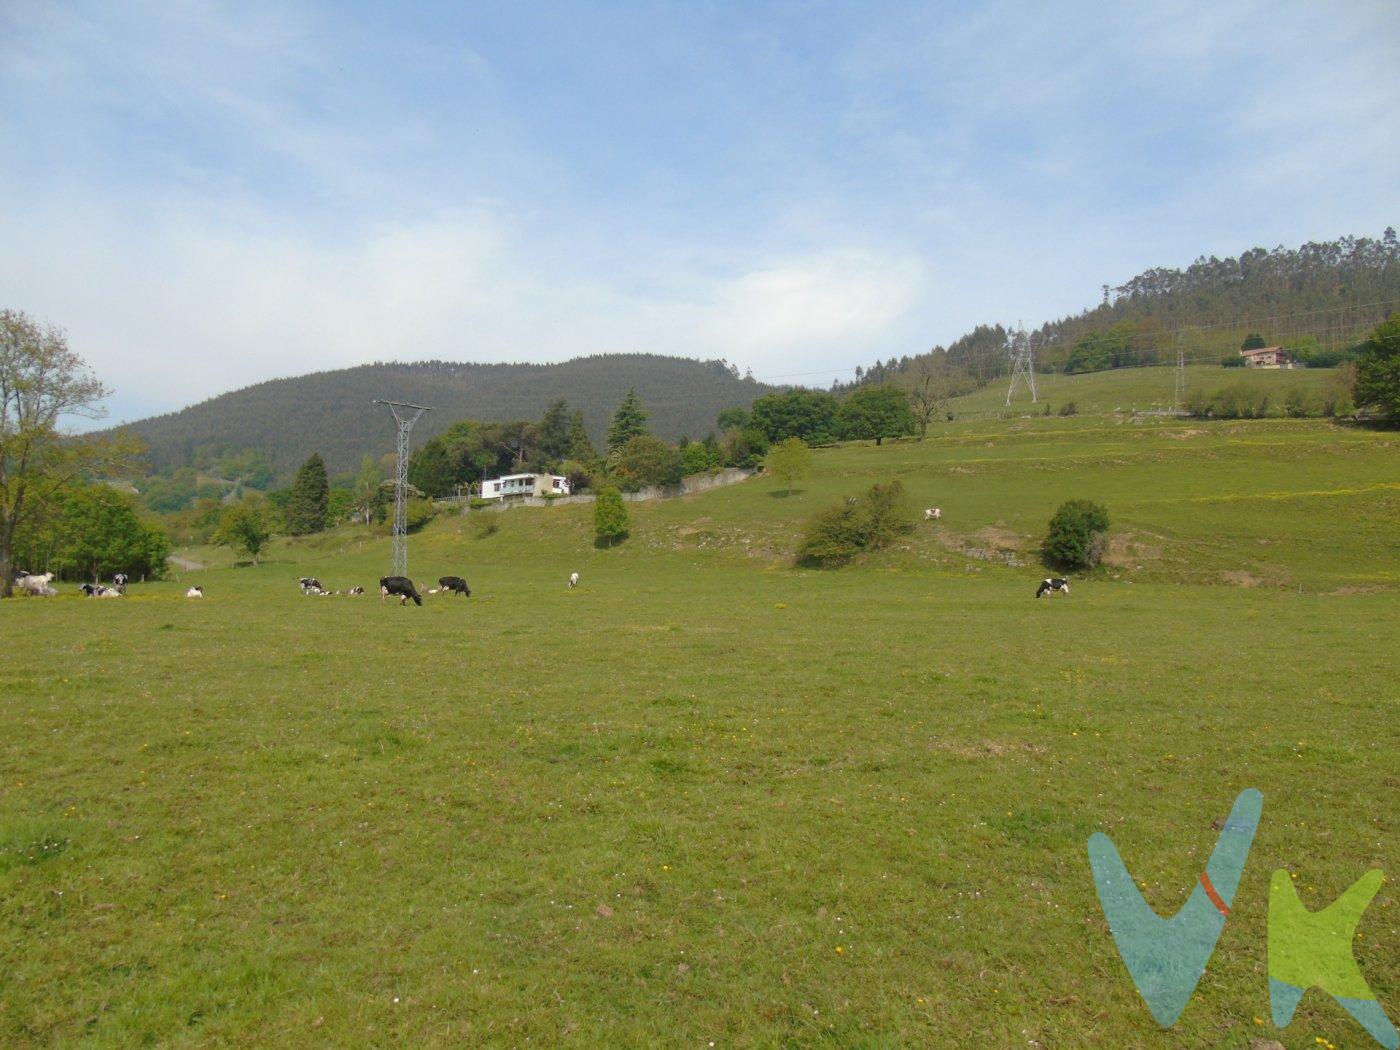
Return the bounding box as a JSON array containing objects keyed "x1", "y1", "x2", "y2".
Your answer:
[{"x1": 113, "y1": 354, "x2": 779, "y2": 478}]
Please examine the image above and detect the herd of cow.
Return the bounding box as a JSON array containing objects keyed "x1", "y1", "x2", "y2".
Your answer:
[{"x1": 8, "y1": 568, "x2": 589, "y2": 604}]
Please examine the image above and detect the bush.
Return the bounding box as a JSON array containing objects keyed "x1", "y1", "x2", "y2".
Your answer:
[
  {"x1": 1221, "y1": 355, "x2": 1245, "y2": 368},
  {"x1": 609, "y1": 435, "x2": 683, "y2": 491},
  {"x1": 1043, "y1": 499, "x2": 1109, "y2": 570},
  {"x1": 796, "y1": 480, "x2": 914, "y2": 567},
  {"x1": 405, "y1": 497, "x2": 437, "y2": 532},
  {"x1": 679, "y1": 441, "x2": 721, "y2": 475},
  {"x1": 594, "y1": 487, "x2": 629, "y2": 546},
  {"x1": 1058, "y1": 402, "x2": 1077, "y2": 416},
  {"x1": 470, "y1": 515, "x2": 499, "y2": 539}
]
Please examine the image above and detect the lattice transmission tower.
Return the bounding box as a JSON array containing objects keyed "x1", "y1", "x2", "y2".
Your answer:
[
  {"x1": 374, "y1": 399, "x2": 432, "y2": 578},
  {"x1": 1174, "y1": 333, "x2": 1187, "y2": 412},
  {"x1": 1005, "y1": 324, "x2": 1037, "y2": 405}
]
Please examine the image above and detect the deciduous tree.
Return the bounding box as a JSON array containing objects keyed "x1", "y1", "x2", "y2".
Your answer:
[
  {"x1": 764, "y1": 437, "x2": 811, "y2": 495},
  {"x1": 1, "y1": 310, "x2": 141, "y2": 597}
]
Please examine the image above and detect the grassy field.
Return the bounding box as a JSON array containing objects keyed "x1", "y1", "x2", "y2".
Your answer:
[
  {"x1": 2, "y1": 414, "x2": 1397, "y2": 1046},
  {"x1": 949, "y1": 363, "x2": 1341, "y2": 417}
]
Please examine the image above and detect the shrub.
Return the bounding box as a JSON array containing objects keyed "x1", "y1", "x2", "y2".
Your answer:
[
  {"x1": 796, "y1": 480, "x2": 914, "y2": 567},
  {"x1": 609, "y1": 435, "x2": 683, "y2": 491},
  {"x1": 679, "y1": 441, "x2": 721, "y2": 475},
  {"x1": 1221, "y1": 355, "x2": 1245, "y2": 368},
  {"x1": 594, "y1": 487, "x2": 629, "y2": 547},
  {"x1": 405, "y1": 497, "x2": 437, "y2": 532},
  {"x1": 1058, "y1": 402, "x2": 1077, "y2": 417},
  {"x1": 470, "y1": 515, "x2": 499, "y2": 539},
  {"x1": 1043, "y1": 499, "x2": 1109, "y2": 570}
]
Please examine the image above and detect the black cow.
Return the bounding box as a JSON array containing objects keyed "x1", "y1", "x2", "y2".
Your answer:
[
  {"x1": 438, "y1": 576, "x2": 471, "y2": 596},
  {"x1": 1036, "y1": 578, "x2": 1070, "y2": 599},
  {"x1": 380, "y1": 576, "x2": 422, "y2": 606}
]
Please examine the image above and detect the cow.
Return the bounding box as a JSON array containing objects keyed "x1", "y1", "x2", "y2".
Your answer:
[
  {"x1": 112, "y1": 572, "x2": 129, "y2": 593},
  {"x1": 438, "y1": 576, "x2": 471, "y2": 597},
  {"x1": 924, "y1": 507, "x2": 942, "y2": 521},
  {"x1": 80, "y1": 583, "x2": 118, "y2": 597},
  {"x1": 186, "y1": 586, "x2": 204, "y2": 598},
  {"x1": 569, "y1": 572, "x2": 579, "y2": 589},
  {"x1": 97, "y1": 586, "x2": 123, "y2": 598},
  {"x1": 299, "y1": 577, "x2": 326, "y2": 595},
  {"x1": 1036, "y1": 578, "x2": 1070, "y2": 599},
  {"x1": 346, "y1": 586, "x2": 365, "y2": 596},
  {"x1": 380, "y1": 576, "x2": 422, "y2": 606}
]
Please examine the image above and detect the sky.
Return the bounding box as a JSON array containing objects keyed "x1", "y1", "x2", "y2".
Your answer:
[{"x1": 2, "y1": 1, "x2": 1397, "y2": 426}]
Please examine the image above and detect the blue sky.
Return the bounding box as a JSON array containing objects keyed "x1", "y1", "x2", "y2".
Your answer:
[{"x1": 1, "y1": 1, "x2": 1397, "y2": 425}]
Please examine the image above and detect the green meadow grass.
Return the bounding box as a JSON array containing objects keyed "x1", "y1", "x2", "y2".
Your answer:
[
  {"x1": 950, "y1": 363, "x2": 1339, "y2": 416},
  {"x1": 1, "y1": 415, "x2": 1396, "y2": 1046}
]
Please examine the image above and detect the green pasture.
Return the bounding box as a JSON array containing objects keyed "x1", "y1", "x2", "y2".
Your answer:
[
  {"x1": 1, "y1": 415, "x2": 1396, "y2": 1046},
  {"x1": 950, "y1": 363, "x2": 1340, "y2": 416}
]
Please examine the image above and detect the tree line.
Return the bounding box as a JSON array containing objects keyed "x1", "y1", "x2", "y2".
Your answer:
[{"x1": 846, "y1": 231, "x2": 1400, "y2": 389}]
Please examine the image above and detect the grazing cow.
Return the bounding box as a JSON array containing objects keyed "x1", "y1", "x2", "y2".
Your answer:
[
  {"x1": 924, "y1": 507, "x2": 942, "y2": 521},
  {"x1": 438, "y1": 576, "x2": 471, "y2": 596},
  {"x1": 112, "y1": 572, "x2": 128, "y2": 593},
  {"x1": 1036, "y1": 578, "x2": 1070, "y2": 599},
  {"x1": 299, "y1": 577, "x2": 326, "y2": 595},
  {"x1": 569, "y1": 572, "x2": 579, "y2": 589},
  {"x1": 346, "y1": 586, "x2": 365, "y2": 596},
  {"x1": 186, "y1": 586, "x2": 204, "y2": 598},
  {"x1": 379, "y1": 576, "x2": 422, "y2": 606}
]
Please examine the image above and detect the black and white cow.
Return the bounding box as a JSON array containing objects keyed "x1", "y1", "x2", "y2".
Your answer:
[
  {"x1": 568, "y1": 572, "x2": 579, "y2": 589},
  {"x1": 1036, "y1": 577, "x2": 1070, "y2": 599},
  {"x1": 299, "y1": 577, "x2": 326, "y2": 595},
  {"x1": 380, "y1": 576, "x2": 422, "y2": 606},
  {"x1": 112, "y1": 573, "x2": 129, "y2": 593},
  {"x1": 438, "y1": 576, "x2": 471, "y2": 596},
  {"x1": 80, "y1": 582, "x2": 104, "y2": 597},
  {"x1": 186, "y1": 586, "x2": 204, "y2": 598},
  {"x1": 345, "y1": 586, "x2": 365, "y2": 596}
]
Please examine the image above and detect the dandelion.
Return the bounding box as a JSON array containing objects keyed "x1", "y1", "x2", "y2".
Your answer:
[{"x1": 834, "y1": 945, "x2": 844, "y2": 955}]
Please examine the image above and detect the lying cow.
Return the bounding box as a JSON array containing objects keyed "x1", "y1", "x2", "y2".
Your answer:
[
  {"x1": 80, "y1": 582, "x2": 121, "y2": 597},
  {"x1": 1036, "y1": 578, "x2": 1070, "y2": 599},
  {"x1": 438, "y1": 576, "x2": 471, "y2": 596},
  {"x1": 346, "y1": 586, "x2": 365, "y2": 596},
  {"x1": 299, "y1": 577, "x2": 326, "y2": 595},
  {"x1": 924, "y1": 507, "x2": 942, "y2": 521},
  {"x1": 380, "y1": 576, "x2": 422, "y2": 606},
  {"x1": 186, "y1": 586, "x2": 204, "y2": 598}
]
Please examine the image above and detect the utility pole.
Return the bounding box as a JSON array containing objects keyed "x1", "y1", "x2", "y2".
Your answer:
[
  {"x1": 373, "y1": 400, "x2": 432, "y2": 579},
  {"x1": 1174, "y1": 332, "x2": 1186, "y2": 412},
  {"x1": 1005, "y1": 323, "x2": 1038, "y2": 406}
]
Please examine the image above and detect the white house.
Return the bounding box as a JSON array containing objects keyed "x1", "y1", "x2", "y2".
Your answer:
[{"x1": 479, "y1": 473, "x2": 571, "y2": 500}]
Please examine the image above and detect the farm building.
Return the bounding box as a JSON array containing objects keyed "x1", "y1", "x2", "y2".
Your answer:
[
  {"x1": 1239, "y1": 346, "x2": 1297, "y2": 368},
  {"x1": 479, "y1": 473, "x2": 571, "y2": 500}
]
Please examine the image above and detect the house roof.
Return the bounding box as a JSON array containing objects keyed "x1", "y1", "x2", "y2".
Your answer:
[{"x1": 1240, "y1": 346, "x2": 1287, "y2": 356}]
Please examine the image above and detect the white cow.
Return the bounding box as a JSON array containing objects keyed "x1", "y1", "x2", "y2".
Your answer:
[
  {"x1": 97, "y1": 586, "x2": 123, "y2": 598},
  {"x1": 569, "y1": 572, "x2": 580, "y2": 589},
  {"x1": 924, "y1": 507, "x2": 942, "y2": 521},
  {"x1": 186, "y1": 586, "x2": 204, "y2": 598}
]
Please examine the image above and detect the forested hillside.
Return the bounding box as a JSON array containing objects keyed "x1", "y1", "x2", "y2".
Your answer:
[
  {"x1": 852, "y1": 231, "x2": 1400, "y2": 386},
  {"x1": 113, "y1": 355, "x2": 776, "y2": 479}
]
